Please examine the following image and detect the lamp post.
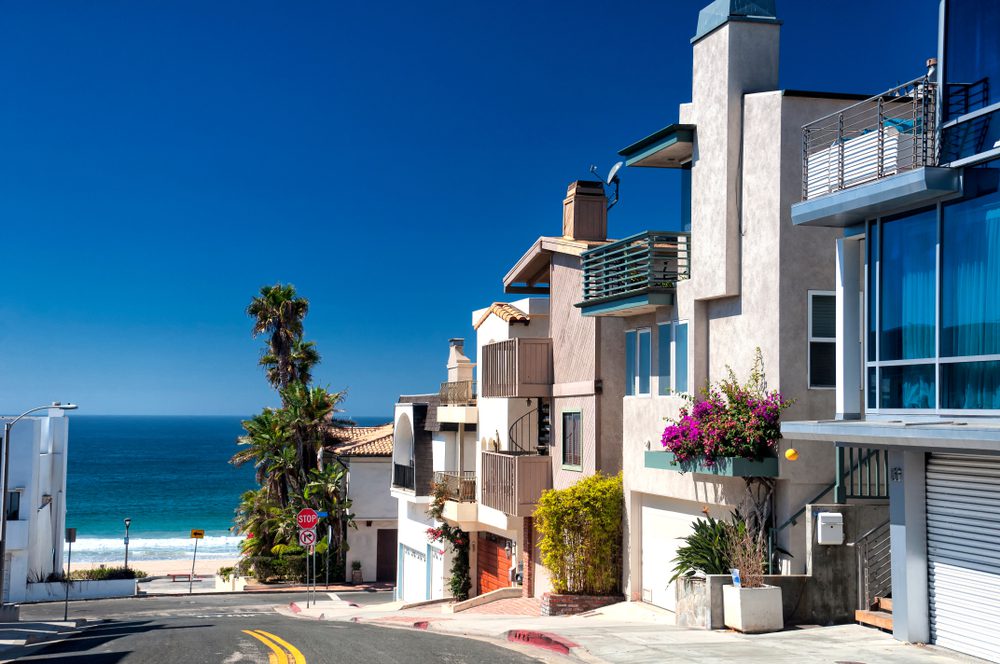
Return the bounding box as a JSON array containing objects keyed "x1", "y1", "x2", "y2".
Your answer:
[
  {"x1": 123, "y1": 518, "x2": 132, "y2": 570},
  {"x1": 0, "y1": 403, "x2": 77, "y2": 608}
]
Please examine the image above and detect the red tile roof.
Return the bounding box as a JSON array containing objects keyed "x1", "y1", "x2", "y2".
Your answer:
[{"x1": 324, "y1": 422, "x2": 393, "y2": 457}]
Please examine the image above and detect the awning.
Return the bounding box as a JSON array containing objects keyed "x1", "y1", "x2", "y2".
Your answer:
[
  {"x1": 618, "y1": 123, "x2": 695, "y2": 169},
  {"x1": 782, "y1": 418, "x2": 1000, "y2": 454}
]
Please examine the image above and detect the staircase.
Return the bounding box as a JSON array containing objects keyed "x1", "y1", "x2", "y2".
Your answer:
[{"x1": 855, "y1": 519, "x2": 892, "y2": 632}]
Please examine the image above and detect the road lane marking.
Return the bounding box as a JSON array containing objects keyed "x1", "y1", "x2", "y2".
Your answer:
[
  {"x1": 255, "y1": 629, "x2": 306, "y2": 664},
  {"x1": 242, "y1": 629, "x2": 283, "y2": 664}
]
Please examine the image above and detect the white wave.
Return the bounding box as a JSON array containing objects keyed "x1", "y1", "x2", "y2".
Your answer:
[{"x1": 65, "y1": 536, "x2": 244, "y2": 562}]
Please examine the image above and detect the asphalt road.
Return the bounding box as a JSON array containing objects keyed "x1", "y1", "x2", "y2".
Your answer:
[{"x1": 12, "y1": 592, "x2": 541, "y2": 664}]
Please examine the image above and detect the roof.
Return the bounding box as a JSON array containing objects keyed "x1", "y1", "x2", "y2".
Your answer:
[
  {"x1": 325, "y1": 423, "x2": 393, "y2": 457},
  {"x1": 618, "y1": 123, "x2": 696, "y2": 168},
  {"x1": 473, "y1": 302, "x2": 530, "y2": 330},
  {"x1": 503, "y1": 236, "x2": 607, "y2": 295}
]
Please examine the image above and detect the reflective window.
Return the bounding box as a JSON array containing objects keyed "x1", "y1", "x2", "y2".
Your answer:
[
  {"x1": 942, "y1": 361, "x2": 1000, "y2": 409},
  {"x1": 657, "y1": 323, "x2": 671, "y2": 396},
  {"x1": 941, "y1": 108, "x2": 1000, "y2": 163},
  {"x1": 867, "y1": 222, "x2": 878, "y2": 361},
  {"x1": 880, "y1": 365, "x2": 935, "y2": 409},
  {"x1": 625, "y1": 330, "x2": 635, "y2": 397},
  {"x1": 879, "y1": 208, "x2": 936, "y2": 361},
  {"x1": 638, "y1": 329, "x2": 651, "y2": 396},
  {"x1": 675, "y1": 323, "x2": 689, "y2": 394},
  {"x1": 809, "y1": 292, "x2": 836, "y2": 388},
  {"x1": 944, "y1": 0, "x2": 1000, "y2": 121}
]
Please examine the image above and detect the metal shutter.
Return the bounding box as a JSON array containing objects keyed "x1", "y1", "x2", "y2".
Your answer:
[{"x1": 927, "y1": 454, "x2": 1000, "y2": 663}]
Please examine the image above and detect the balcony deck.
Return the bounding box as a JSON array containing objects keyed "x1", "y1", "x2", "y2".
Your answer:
[
  {"x1": 480, "y1": 338, "x2": 553, "y2": 398},
  {"x1": 576, "y1": 230, "x2": 690, "y2": 317},
  {"x1": 480, "y1": 451, "x2": 551, "y2": 517}
]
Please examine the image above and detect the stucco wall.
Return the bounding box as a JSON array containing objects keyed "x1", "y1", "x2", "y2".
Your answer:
[
  {"x1": 347, "y1": 458, "x2": 395, "y2": 520},
  {"x1": 344, "y1": 519, "x2": 397, "y2": 583}
]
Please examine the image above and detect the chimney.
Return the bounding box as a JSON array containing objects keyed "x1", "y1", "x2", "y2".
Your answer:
[
  {"x1": 447, "y1": 338, "x2": 474, "y2": 383},
  {"x1": 562, "y1": 181, "x2": 607, "y2": 242}
]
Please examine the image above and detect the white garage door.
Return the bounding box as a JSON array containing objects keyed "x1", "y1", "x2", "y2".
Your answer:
[
  {"x1": 430, "y1": 547, "x2": 445, "y2": 599},
  {"x1": 400, "y1": 544, "x2": 427, "y2": 603},
  {"x1": 927, "y1": 454, "x2": 1000, "y2": 663},
  {"x1": 640, "y1": 496, "x2": 708, "y2": 612}
]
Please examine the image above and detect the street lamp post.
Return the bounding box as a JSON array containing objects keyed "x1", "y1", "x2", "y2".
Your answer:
[
  {"x1": 0, "y1": 403, "x2": 78, "y2": 608},
  {"x1": 123, "y1": 518, "x2": 132, "y2": 570}
]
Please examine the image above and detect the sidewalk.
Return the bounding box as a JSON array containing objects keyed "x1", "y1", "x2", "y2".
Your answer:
[
  {"x1": 0, "y1": 620, "x2": 87, "y2": 663},
  {"x1": 137, "y1": 574, "x2": 393, "y2": 595},
  {"x1": 279, "y1": 595, "x2": 986, "y2": 664}
]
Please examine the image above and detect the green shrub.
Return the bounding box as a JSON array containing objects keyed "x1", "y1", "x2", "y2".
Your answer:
[
  {"x1": 670, "y1": 515, "x2": 736, "y2": 582},
  {"x1": 68, "y1": 566, "x2": 147, "y2": 581},
  {"x1": 217, "y1": 566, "x2": 236, "y2": 581},
  {"x1": 534, "y1": 472, "x2": 622, "y2": 595}
]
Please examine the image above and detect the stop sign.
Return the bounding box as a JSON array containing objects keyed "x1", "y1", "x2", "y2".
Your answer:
[{"x1": 296, "y1": 508, "x2": 319, "y2": 529}]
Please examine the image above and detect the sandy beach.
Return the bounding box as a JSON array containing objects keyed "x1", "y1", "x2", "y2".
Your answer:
[{"x1": 73, "y1": 558, "x2": 240, "y2": 577}]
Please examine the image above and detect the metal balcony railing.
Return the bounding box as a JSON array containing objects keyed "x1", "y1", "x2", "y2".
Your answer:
[
  {"x1": 481, "y1": 338, "x2": 553, "y2": 398},
  {"x1": 802, "y1": 75, "x2": 938, "y2": 201},
  {"x1": 433, "y1": 470, "x2": 476, "y2": 502},
  {"x1": 392, "y1": 463, "x2": 415, "y2": 491},
  {"x1": 439, "y1": 380, "x2": 476, "y2": 406},
  {"x1": 580, "y1": 231, "x2": 691, "y2": 305}
]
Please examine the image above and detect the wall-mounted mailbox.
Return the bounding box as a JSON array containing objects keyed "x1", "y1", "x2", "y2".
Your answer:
[{"x1": 817, "y1": 512, "x2": 844, "y2": 545}]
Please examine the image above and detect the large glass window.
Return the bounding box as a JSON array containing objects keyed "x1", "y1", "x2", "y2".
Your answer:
[
  {"x1": 867, "y1": 222, "x2": 878, "y2": 362},
  {"x1": 944, "y1": 0, "x2": 1000, "y2": 121},
  {"x1": 638, "y1": 329, "x2": 651, "y2": 395},
  {"x1": 625, "y1": 329, "x2": 651, "y2": 396},
  {"x1": 657, "y1": 323, "x2": 671, "y2": 396},
  {"x1": 942, "y1": 361, "x2": 1000, "y2": 409},
  {"x1": 675, "y1": 323, "x2": 689, "y2": 394},
  {"x1": 625, "y1": 330, "x2": 635, "y2": 397},
  {"x1": 809, "y1": 292, "x2": 836, "y2": 388},
  {"x1": 879, "y1": 208, "x2": 936, "y2": 361},
  {"x1": 880, "y1": 365, "x2": 935, "y2": 409}
]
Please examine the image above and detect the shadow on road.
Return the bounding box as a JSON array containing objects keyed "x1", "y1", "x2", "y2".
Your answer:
[{"x1": 12, "y1": 619, "x2": 212, "y2": 662}]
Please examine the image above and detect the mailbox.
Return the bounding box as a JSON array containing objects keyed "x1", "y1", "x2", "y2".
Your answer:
[{"x1": 817, "y1": 512, "x2": 844, "y2": 545}]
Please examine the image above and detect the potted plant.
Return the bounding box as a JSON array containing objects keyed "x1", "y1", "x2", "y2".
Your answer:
[
  {"x1": 350, "y1": 560, "x2": 363, "y2": 585},
  {"x1": 722, "y1": 526, "x2": 783, "y2": 633}
]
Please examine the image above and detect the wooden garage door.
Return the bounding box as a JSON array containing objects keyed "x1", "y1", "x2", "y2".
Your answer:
[{"x1": 477, "y1": 533, "x2": 512, "y2": 595}]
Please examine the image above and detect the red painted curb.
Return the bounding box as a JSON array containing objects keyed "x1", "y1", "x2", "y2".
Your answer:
[
  {"x1": 288, "y1": 602, "x2": 302, "y2": 614},
  {"x1": 506, "y1": 630, "x2": 578, "y2": 655}
]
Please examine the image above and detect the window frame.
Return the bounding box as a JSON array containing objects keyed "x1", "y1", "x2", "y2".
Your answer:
[
  {"x1": 808, "y1": 290, "x2": 837, "y2": 390},
  {"x1": 625, "y1": 327, "x2": 652, "y2": 397},
  {"x1": 560, "y1": 410, "x2": 582, "y2": 470}
]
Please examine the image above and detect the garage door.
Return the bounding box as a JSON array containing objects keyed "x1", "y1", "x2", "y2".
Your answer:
[
  {"x1": 400, "y1": 544, "x2": 427, "y2": 603},
  {"x1": 640, "y1": 496, "x2": 706, "y2": 612},
  {"x1": 927, "y1": 454, "x2": 1000, "y2": 662},
  {"x1": 430, "y1": 546, "x2": 445, "y2": 599},
  {"x1": 477, "y1": 533, "x2": 513, "y2": 595}
]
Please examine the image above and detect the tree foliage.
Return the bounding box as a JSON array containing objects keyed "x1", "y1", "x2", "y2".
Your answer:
[
  {"x1": 534, "y1": 472, "x2": 622, "y2": 595},
  {"x1": 232, "y1": 283, "x2": 354, "y2": 583},
  {"x1": 426, "y1": 481, "x2": 471, "y2": 600}
]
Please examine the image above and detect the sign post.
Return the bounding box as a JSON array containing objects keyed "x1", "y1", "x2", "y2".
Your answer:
[
  {"x1": 298, "y1": 527, "x2": 316, "y2": 607},
  {"x1": 189, "y1": 529, "x2": 204, "y2": 594},
  {"x1": 64, "y1": 528, "x2": 76, "y2": 621}
]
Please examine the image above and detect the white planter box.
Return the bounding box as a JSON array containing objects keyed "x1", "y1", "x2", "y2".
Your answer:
[
  {"x1": 214, "y1": 575, "x2": 248, "y2": 592},
  {"x1": 722, "y1": 584, "x2": 783, "y2": 633}
]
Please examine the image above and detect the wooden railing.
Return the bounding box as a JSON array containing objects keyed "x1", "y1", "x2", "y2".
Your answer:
[
  {"x1": 480, "y1": 451, "x2": 551, "y2": 517},
  {"x1": 481, "y1": 338, "x2": 553, "y2": 398},
  {"x1": 439, "y1": 380, "x2": 476, "y2": 406},
  {"x1": 579, "y1": 230, "x2": 691, "y2": 305},
  {"x1": 392, "y1": 463, "x2": 415, "y2": 491},
  {"x1": 434, "y1": 471, "x2": 476, "y2": 502}
]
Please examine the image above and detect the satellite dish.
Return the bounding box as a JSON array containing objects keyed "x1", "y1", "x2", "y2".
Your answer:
[{"x1": 607, "y1": 161, "x2": 624, "y2": 185}]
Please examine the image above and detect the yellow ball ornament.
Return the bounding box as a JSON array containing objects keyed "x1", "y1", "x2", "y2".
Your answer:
[{"x1": 784, "y1": 448, "x2": 799, "y2": 461}]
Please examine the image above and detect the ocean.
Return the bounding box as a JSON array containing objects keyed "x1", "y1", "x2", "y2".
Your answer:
[{"x1": 65, "y1": 414, "x2": 389, "y2": 564}]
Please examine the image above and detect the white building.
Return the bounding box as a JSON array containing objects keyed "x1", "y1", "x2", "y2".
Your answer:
[
  {"x1": 326, "y1": 423, "x2": 397, "y2": 584},
  {"x1": 1, "y1": 408, "x2": 70, "y2": 604}
]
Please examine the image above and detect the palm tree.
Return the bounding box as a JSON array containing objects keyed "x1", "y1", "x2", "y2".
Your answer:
[
  {"x1": 259, "y1": 339, "x2": 321, "y2": 387},
  {"x1": 282, "y1": 383, "x2": 339, "y2": 477},
  {"x1": 247, "y1": 284, "x2": 310, "y2": 391}
]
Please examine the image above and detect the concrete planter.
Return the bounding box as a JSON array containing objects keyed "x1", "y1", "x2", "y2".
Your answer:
[
  {"x1": 24, "y1": 579, "x2": 137, "y2": 603},
  {"x1": 214, "y1": 575, "x2": 248, "y2": 592},
  {"x1": 722, "y1": 584, "x2": 783, "y2": 633},
  {"x1": 541, "y1": 592, "x2": 623, "y2": 616},
  {"x1": 351, "y1": 570, "x2": 363, "y2": 584},
  {"x1": 644, "y1": 451, "x2": 779, "y2": 477}
]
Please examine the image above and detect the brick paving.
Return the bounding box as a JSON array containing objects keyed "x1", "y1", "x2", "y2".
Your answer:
[{"x1": 461, "y1": 597, "x2": 541, "y2": 616}]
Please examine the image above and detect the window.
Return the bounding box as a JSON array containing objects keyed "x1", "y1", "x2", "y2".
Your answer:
[
  {"x1": 675, "y1": 323, "x2": 689, "y2": 394},
  {"x1": 561, "y1": 411, "x2": 581, "y2": 468},
  {"x1": 625, "y1": 328, "x2": 651, "y2": 396},
  {"x1": 865, "y1": 162, "x2": 1000, "y2": 411},
  {"x1": 5, "y1": 491, "x2": 19, "y2": 521},
  {"x1": 655, "y1": 322, "x2": 689, "y2": 395},
  {"x1": 809, "y1": 291, "x2": 836, "y2": 388},
  {"x1": 943, "y1": 0, "x2": 1000, "y2": 122}
]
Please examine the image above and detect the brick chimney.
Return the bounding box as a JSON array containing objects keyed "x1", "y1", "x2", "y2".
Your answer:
[
  {"x1": 562, "y1": 181, "x2": 607, "y2": 241},
  {"x1": 447, "y1": 338, "x2": 474, "y2": 383}
]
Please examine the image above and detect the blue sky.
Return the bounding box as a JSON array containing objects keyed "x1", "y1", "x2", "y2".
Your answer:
[{"x1": 0, "y1": 1, "x2": 938, "y2": 417}]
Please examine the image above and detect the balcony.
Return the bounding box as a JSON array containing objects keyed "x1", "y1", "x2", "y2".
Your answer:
[
  {"x1": 576, "y1": 231, "x2": 691, "y2": 317},
  {"x1": 392, "y1": 463, "x2": 415, "y2": 491},
  {"x1": 481, "y1": 338, "x2": 553, "y2": 398},
  {"x1": 438, "y1": 380, "x2": 478, "y2": 425},
  {"x1": 434, "y1": 470, "x2": 476, "y2": 502},
  {"x1": 480, "y1": 451, "x2": 551, "y2": 517},
  {"x1": 794, "y1": 76, "x2": 960, "y2": 228}
]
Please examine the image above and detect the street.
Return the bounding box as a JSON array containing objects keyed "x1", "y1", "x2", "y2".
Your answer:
[{"x1": 10, "y1": 592, "x2": 541, "y2": 664}]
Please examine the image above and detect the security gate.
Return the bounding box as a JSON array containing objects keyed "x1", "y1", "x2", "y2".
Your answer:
[{"x1": 926, "y1": 454, "x2": 1000, "y2": 662}]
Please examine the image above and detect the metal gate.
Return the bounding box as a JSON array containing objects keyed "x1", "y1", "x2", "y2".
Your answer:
[{"x1": 926, "y1": 454, "x2": 1000, "y2": 662}]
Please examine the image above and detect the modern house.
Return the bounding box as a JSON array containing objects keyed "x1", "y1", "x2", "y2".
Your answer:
[
  {"x1": 391, "y1": 339, "x2": 478, "y2": 603},
  {"x1": 438, "y1": 181, "x2": 627, "y2": 600},
  {"x1": 783, "y1": 0, "x2": 1000, "y2": 659},
  {"x1": 325, "y1": 423, "x2": 397, "y2": 584},
  {"x1": 587, "y1": 0, "x2": 891, "y2": 615},
  {"x1": 1, "y1": 408, "x2": 70, "y2": 604}
]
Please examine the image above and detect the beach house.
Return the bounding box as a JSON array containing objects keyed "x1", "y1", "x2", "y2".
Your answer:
[
  {"x1": 1, "y1": 407, "x2": 70, "y2": 604},
  {"x1": 581, "y1": 0, "x2": 891, "y2": 620},
  {"x1": 783, "y1": 0, "x2": 1000, "y2": 658}
]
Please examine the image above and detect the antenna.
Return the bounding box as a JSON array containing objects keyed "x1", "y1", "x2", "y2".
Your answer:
[{"x1": 588, "y1": 161, "x2": 624, "y2": 211}]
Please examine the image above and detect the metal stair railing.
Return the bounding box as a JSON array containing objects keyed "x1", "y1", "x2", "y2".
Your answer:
[
  {"x1": 507, "y1": 409, "x2": 536, "y2": 455},
  {"x1": 857, "y1": 519, "x2": 892, "y2": 611}
]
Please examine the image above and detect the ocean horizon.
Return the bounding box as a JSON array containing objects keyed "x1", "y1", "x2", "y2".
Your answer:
[{"x1": 64, "y1": 414, "x2": 391, "y2": 565}]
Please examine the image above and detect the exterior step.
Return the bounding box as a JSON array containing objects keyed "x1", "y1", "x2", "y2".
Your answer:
[
  {"x1": 875, "y1": 596, "x2": 892, "y2": 612},
  {"x1": 855, "y1": 609, "x2": 893, "y2": 631}
]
